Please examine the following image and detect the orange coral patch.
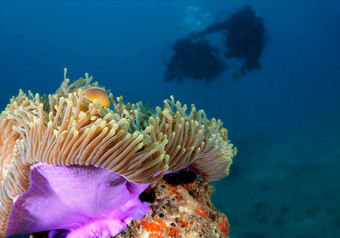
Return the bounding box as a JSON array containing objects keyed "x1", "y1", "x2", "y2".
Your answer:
[
  {"x1": 167, "y1": 227, "x2": 182, "y2": 235},
  {"x1": 218, "y1": 217, "x2": 230, "y2": 236},
  {"x1": 168, "y1": 185, "x2": 184, "y2": 201},
  {"x1": 195, "y1": 206, "x2": 209, "y2": 219},
  {"x1": 149, "y1": 235, "x2": 163, "y2": 238},
  {"x1": 139, "y1": 221, "x2": 163, "y2": 236},
  {"x1": 168, "y1": 185, "x2": 178, "y2": 191},
  {"x1": 179, "y1": 219, "x2": 194, "y2": 228},
  {"x1": 179, "y1": 219, "x2": 189, "y2": 228},
  {"x1": 155, "y1": 218, "x2": 168, "y2": 230}
]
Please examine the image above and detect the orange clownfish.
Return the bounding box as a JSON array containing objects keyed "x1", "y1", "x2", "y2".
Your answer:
[{"x1": 82, "y1": 87, "x2": 110, "y2": 107}]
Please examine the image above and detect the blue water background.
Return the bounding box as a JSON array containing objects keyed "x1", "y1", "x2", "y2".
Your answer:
[{"x1": 1, "y1": 0, "x2": 339, "y2": 237}]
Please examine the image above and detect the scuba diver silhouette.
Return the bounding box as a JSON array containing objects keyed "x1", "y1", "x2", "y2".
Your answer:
[
  {"x1": 192, "y1": 6, "x2": 267, "y2": 79},
  {"x1": 164, "y1": 38, "x2": 226, "y2": 83}
]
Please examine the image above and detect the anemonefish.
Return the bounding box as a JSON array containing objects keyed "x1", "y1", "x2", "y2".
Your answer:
[{"x1": 82, "y1": 87, "x2": 110, "y2": 107}]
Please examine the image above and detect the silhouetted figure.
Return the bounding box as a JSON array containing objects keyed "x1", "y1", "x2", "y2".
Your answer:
[
  {"x1": 164, "y1": 38, "x2": 226, "y2": 83},
  {"x1": 194, "y1": 6, "x2": 266, "y2": 79}
]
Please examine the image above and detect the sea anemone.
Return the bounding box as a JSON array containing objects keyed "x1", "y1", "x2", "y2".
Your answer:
[{"x1": 0, "y1": 69, "x2": 236, "y2": 237}]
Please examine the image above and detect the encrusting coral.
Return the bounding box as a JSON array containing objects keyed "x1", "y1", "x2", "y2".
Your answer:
[
  {"x1": 0, "y1": 69, "x2": 236, "y2": 237},
  {"x1": 116, "y1": 171, "x2": 231, "y2": 238}
]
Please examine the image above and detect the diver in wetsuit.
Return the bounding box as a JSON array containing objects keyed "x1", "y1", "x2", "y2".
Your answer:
[
  {"x1": 164, "y1": 38, "x2": 226, "y2": 83},
  {"x1": 193, "y1": 6, "x2": 267, "y2": 79}
]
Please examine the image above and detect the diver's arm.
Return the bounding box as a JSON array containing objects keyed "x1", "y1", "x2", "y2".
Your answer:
[
  {"x1": 191, "y1": 21, "x2": 229, "y2": 38},
  {"x1": 200, "y1": 21, "x2": 229, "y2": 35}
]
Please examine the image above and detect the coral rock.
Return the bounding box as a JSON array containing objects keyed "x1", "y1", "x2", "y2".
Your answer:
[{"x1": 116, "y1": 171, "x2": 230, "y2": 238}]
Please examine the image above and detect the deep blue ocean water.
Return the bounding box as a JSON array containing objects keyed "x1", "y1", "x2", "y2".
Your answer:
[{"x1": 1, "y1": 0, "x2": 339, "y2": 237}]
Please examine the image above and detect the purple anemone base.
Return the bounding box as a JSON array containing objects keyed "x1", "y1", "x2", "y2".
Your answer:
[{"x1": 6, "y1": 164, "x2": 150, "y2": 238}]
